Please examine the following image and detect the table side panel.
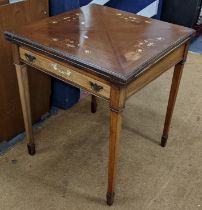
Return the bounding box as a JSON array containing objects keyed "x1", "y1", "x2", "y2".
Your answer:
[
  {"x1": 19, "y1": 47, "x2": 111, "y2": 99},
  {"x1": 126, "y1": 44, "x2": 186, "y2": 99}
]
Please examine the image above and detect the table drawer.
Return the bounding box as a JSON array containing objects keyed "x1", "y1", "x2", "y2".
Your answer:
[{"x1": 19, "y1": 47, "x2": 110, "y2": 99}]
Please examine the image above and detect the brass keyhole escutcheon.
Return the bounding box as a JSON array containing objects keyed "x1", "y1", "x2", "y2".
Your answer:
[{"x1": 89, "y1": 81, "x2": 103, "y2": 92}]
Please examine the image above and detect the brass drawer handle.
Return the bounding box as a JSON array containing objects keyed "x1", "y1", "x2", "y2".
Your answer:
[
  {"x1": 24, "y1": 53, "x2": 36, "y2": 62},
  {"x1": 89, "y1": 81, "x2": 103, "y2": 92}
]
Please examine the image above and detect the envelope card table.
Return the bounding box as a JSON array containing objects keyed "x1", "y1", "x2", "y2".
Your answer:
[{"x1": 5, "y1": 4, "x2": 195, "y2": 206}]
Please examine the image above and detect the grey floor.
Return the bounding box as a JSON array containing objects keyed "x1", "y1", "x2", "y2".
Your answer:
[{"x1": 0, "y1": 52, "x2": 201, "y2": 210}]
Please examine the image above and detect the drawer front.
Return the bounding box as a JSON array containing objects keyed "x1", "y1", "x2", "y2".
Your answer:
[{"x1": 19, "y1": 47, "x2": 111, "y2": 99}]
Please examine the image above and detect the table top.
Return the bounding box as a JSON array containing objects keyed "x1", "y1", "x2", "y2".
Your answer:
[{"x1": 5, "y1": 4, "x2": 195, "y2": 84}]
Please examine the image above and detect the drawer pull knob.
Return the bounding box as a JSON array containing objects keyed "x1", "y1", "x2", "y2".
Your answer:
[
  {"x1": 24, "y1": 53, "x2": 36, "y2": 62},
  {"x1": 89, "y1": 81, "x2": 103, "y2": 92}
]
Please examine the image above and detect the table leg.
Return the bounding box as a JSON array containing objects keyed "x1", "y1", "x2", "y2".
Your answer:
[
  {"x1": 15, "y1": 64, "x2": 35, "y2": 155},
  {"x1": 91, "y1": 95, "x2": 97, "y2": 113},
  {"x1": 107, "y1": 86, "x2": 125, "y2": 206},
  {"x1": 107, "y1": 110, "x2": 122, "y2": 205},
  {"x1": 161, "y1": 62, "x2": 184, "y2": 147}
]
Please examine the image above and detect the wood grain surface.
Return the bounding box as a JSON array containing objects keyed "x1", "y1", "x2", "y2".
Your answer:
[
  {"x1": 4, "y1": 4, "x2": 195, "y2": 84},
  {"x1": 126, "y1": 44, "x2": 186, "y2": 98},
  {"x1": 0, "y1": 0, "x2": 8, "y2": 6},
  {"x1": 20, "y1": 47, "x2": 111, "y2": 99},
  {"x1": 0, "y1": 0, "x2": 51, "y2": 142}
]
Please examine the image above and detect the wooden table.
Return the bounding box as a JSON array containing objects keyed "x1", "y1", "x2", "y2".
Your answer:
[{"x1": 5, "y1": 4, "x2": 195, "y2": 206}]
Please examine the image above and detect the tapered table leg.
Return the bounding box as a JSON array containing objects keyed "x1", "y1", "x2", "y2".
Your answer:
[
  {"x1": 15, "y1": 64, "x2": 35, "y2": 155},
  {"x1": 161, "y1": 62, "x2": 184, "y2": 147},
  {"x1": 107, "y1": 110, "x2": 122, "y2": 205},
  {"x1": 107, "y1": 86, "x2": 125, "y2": 206},
  {"x1": 91, "y1": 95, "x2": 97, "y2": 113}
]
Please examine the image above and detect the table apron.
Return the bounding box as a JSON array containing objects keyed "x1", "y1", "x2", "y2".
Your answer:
[
  {"x1": 126, "y1": 44, "x2": 186, "y2": 99},
  {"x1": 19, "y1": 47, "x2": 111, "y2": 100}
]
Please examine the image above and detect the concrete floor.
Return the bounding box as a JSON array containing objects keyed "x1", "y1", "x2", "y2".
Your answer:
[{"x1": 0, "y1": 52, "x2": 202, "y2": 210}]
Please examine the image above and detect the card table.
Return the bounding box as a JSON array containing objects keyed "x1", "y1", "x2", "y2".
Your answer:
[{"x1": 5, "y1": 4, "x2": 195, "y2": 205}]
